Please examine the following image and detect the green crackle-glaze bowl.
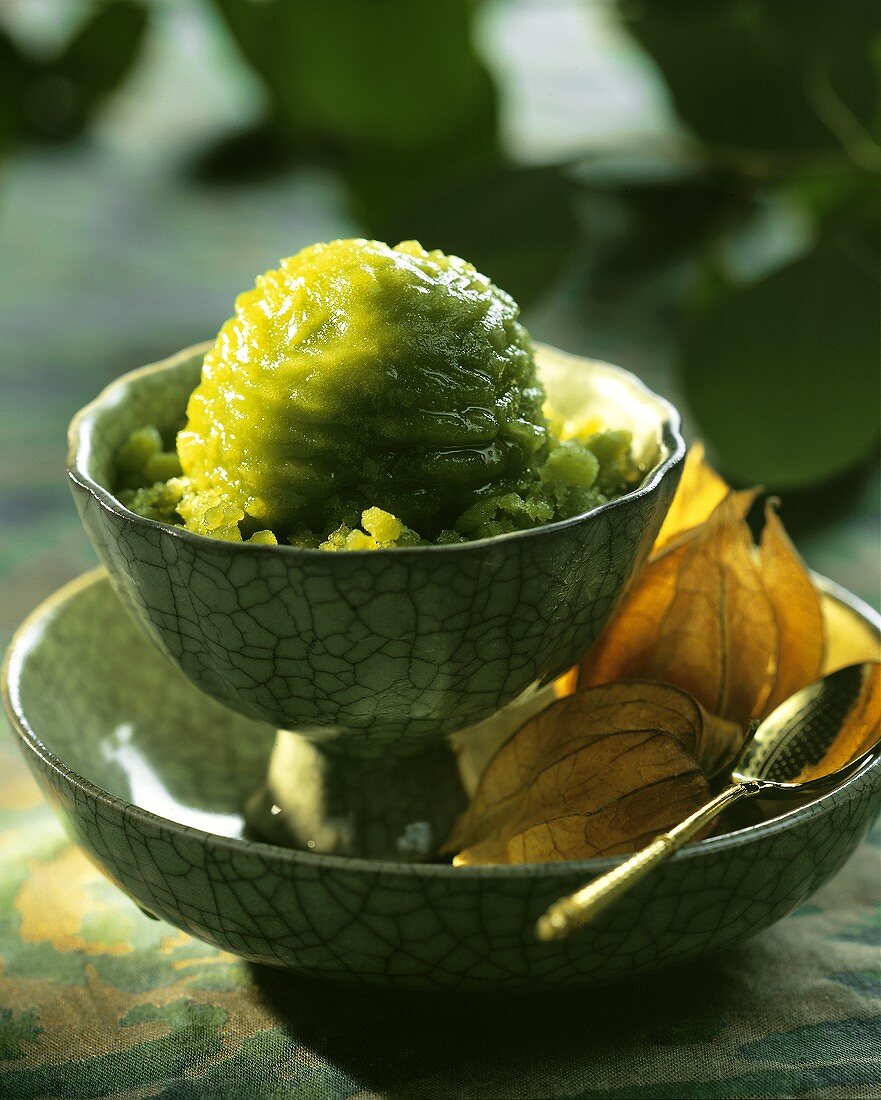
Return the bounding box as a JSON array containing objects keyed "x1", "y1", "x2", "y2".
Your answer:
[
  {"x1": 3, "y1": 569, "x2": 880, "y2": 990},
  {"x1": 64, "y1": 342, "x2": 685, "y2": 859},
  {"x1": 66, "y1": 342, "x2": 683, "y2": 745}
]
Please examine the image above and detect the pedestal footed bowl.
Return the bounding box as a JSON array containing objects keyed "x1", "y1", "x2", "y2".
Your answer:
[{"x1": 66, "y1": 342, "x2": 685, "y2": 859}]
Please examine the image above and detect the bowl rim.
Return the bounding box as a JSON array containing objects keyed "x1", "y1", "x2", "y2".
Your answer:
[
  {"x1": 66, "y1": 340, "x2": 687, "y2": 557},
  {"x1": 3, "y1": 567, "x2": 879, "y2": 882}
]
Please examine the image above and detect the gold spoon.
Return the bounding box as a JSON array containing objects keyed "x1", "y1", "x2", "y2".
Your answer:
[{"x1": 536, "y1": 662, "x2": 880, "y2": 942}]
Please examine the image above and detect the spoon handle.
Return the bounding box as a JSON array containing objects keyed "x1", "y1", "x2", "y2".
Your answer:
[{"x1": 535, "y1": 779, "x2": 764, "y2": 942}]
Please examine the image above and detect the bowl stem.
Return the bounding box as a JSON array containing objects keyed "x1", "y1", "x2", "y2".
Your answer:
[{"x1": 244, "y1": 730, "x2": 468, "y2": 861}]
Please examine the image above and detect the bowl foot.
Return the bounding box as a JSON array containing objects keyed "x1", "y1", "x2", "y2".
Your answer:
[{"x1": 244, "y1": 730, "x2": 468, "y2": 861}]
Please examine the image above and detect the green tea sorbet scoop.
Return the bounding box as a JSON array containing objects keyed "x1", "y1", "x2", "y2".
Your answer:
[{"x1": 178, "y1": 238, "x2": 548, "y2": 540}]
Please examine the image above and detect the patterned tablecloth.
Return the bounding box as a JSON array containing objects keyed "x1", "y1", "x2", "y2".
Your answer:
[{"x1": 1, "y1": 4, "x2": 880, "y2": 1096}]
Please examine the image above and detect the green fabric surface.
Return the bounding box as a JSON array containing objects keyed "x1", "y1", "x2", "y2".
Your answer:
[{"x1": 1, "y1": 4, "x2": 879, "y2": 1096}]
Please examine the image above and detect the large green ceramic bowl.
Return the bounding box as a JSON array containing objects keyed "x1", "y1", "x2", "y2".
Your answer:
[
  {"x1": 66, "y1": 341, "x2": 684, "y2": 746},
  {"x1": 3, "y1": 569, "x2": 879, "y2": 990},
  {"x1": 65, "y1": 342, "x2": 685, "y2": 859}
]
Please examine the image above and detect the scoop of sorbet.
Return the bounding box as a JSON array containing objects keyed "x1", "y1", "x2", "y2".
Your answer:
[{"x1": 177, "y1": 239, "x2": 548, "y2": 539}]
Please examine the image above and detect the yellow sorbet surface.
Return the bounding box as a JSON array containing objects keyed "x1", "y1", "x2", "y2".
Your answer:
[{"x1": 177, "y1": 238, "x2": 547, "y2": 539}]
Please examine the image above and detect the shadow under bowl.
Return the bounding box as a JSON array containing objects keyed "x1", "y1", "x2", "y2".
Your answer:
[{"x1": 3, "y1": 569, "x2": 880, "y2": 990}]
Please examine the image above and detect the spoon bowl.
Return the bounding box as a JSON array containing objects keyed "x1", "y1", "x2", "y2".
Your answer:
[{"x1": 733, "y1": 663, "x2": 880, "y2": 792}]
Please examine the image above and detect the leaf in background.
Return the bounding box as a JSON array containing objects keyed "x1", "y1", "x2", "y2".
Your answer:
[
  {"x1": 682, "y1": 242, "x2": 880, "y2": 488},
  {"x1": 206, "y1": 0, "x2": 570, "y2": 296},
  {"x1": 22, "y1": 0, "x2": 148, "y2": 142},
  {"x1": 57, "y1": 1, "x2": 148, "y2": 99},
  {"x1": 580, "y1": 490, "x2": 775, "y2": 730},
  {"x1": 589, "y1": 175, "x2": 754, "y2": 298},
  {"x1": 362, "y1": 163, "x2": 580, "y2": 308},
  {"x1": 620, "y1": 0, "x2": 881, "y2": 154},
  {"x1": 189, "y1": 116, "x2": 308, "y2": 185},
  {"x1": 654, "y1": 442, "x2": 730, "y2": 550},
  {"x1": 446, "y1": 683, "x2": 711, "y2": 865},
  {"x1": 760, "y1": 499, "x2": 825, "y2": 713},
  {"x1": 789, "y1": 171, "x2": 881, "y2": 273},
  {"x1": 211, "y1": 0, "x2": 496, "y2": 153},
  {"x1": 0, "y1": 24, "x2": 31, "y2": 152}
]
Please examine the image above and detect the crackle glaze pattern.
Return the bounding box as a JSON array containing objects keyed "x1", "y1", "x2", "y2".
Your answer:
[
  {"x1": 66, "y1": 343, "x2": 683, "y2": 748},
  {"x1": 4, "y1": 571, "x2": 880, "y2": 991}
]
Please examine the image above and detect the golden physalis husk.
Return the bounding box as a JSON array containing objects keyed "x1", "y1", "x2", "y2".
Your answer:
[
  {"x1": 820, "y1": 595, "x2": 881, "y2": 676},
  {"x1": 653, "y1": 441, "x2": 729, "y2": 551},
  {"x1": 581, "y1": 452, "x2": 830, "y2": 731},
  {"x1": 759, "y1": 499, "x2": 825, "y2": 713},
  {"x1": 447, "y1": 444, "x2": 877, "y2": 866},
  {"x1": 580, "y1": 487, "x2": 774, "y2": 732},
  {"x1": 445, "y1": 683, "x2": 727, "y2": 866}
]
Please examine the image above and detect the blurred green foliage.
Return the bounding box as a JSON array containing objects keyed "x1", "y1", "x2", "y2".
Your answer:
[
  {"x1": 0, "y1": 0, "x2": 147, "y2": 147},
  {"x1": 683, "y1": 241, "x2": 879, "y2": 488},
  {"x1": 1, "y1": 0, "x2": 878, "y2": 492},
  {"x1": 619, "y1": 0, "x2": 881, "y2": 488},
  {"x1": 201, "y1": 0, "x2": 580, "y2": 309},
  {"x1": 622, "y1": 0, "x2": 881, "y2": 153},
  {"x1": 212, "y1": 0, "x2": 496, "y2": 154}
]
